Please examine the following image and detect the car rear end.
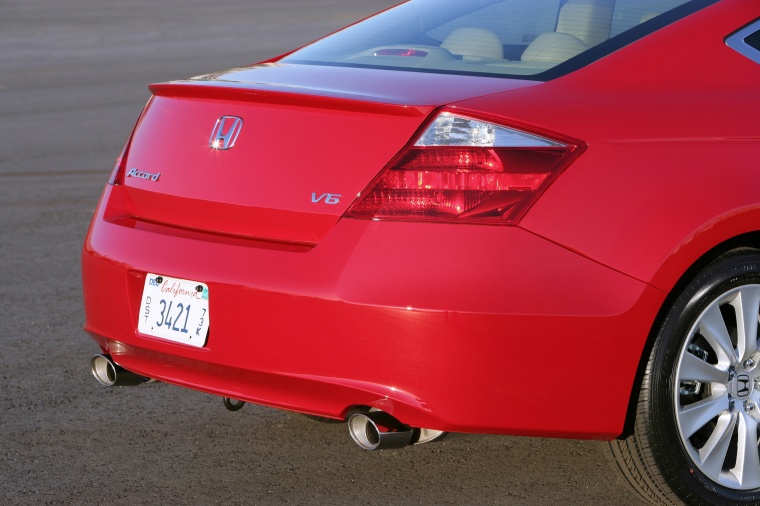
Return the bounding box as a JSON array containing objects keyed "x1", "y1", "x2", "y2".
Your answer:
[{"x1": 83, "y1": 0, "x2": 726, "y2": 440}]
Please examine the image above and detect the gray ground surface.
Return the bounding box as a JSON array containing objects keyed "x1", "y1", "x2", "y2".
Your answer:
[{"x1": 0, "y1": 1, "x2": 647, "y2": 504}]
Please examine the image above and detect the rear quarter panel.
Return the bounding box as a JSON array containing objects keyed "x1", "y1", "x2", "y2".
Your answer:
[{"x1": 458, "y1": 0, "x2": 760, "y2": 292}]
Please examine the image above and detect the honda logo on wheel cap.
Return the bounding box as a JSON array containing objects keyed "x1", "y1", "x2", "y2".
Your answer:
[
  {"x1": 209, "y1": 116, "x2": 243, "y2": 150},
  {"x1": 737, "y1": 373, "x2": 752, "y2": 398}
]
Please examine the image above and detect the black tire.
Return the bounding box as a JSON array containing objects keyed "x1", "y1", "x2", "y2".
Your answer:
[{"x1": 611, "y1": 248, "x2": 760, "y2": 505}]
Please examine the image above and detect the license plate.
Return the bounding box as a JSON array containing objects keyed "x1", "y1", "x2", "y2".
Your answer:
[{"x1": 138, "y1": 274, "x2": 210, "y2": 347}]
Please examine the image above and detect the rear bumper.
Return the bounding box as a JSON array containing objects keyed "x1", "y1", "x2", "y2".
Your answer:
[{"x1": 83, "y1": 185, "x2": 665, "y2": 439}]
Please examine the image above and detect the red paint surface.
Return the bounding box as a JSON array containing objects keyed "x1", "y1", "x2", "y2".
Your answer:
[{"x1": 83, "y1": 0, "x2": 760, "y2": 439}]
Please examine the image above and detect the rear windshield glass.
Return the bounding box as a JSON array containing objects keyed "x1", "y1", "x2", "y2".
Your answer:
[{"x1": 282, "y1": 0, "x2": 707, "y2": 79}]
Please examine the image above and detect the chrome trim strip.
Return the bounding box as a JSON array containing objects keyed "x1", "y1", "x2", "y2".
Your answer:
[
  {"x1": 209, "y1": 116, "x2": 243, "y2": 150},
  {"x1": 726, "y1": 19, "x2": 760, "y2": 65}
]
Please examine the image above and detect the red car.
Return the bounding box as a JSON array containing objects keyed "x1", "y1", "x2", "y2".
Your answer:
[{"x1": 83, "y1": 0, "x2": 760, "y2": 503}]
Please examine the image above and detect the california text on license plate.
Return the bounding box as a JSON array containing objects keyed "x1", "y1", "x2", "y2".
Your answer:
[{"x1": 138, "y1": 274, "x2": 210, "y2": 347}]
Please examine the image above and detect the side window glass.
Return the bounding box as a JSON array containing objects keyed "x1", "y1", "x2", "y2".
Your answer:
[
  {"x1": 611, "y1": 0, "x2": 690, "y2": 36},
  {"x1": 745, "y1": 29, "x2": 760, "y2": 52}
]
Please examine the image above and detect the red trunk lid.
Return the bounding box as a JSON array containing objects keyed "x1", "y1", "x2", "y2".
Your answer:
[{"x1": 109, "y1": 64, "x2": 538, "y2": 245}]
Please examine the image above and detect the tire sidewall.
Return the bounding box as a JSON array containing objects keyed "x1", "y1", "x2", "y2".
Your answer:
[{"x1": 649, "y1": 251, "x2": 760, "y2": 505}]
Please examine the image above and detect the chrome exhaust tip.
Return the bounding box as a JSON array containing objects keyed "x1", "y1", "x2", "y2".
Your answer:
[
  {"x1": 90, "y1": 354, "x2": 147, "y2": 386},
  {"x1": 348, "y1": 411, "x2": 415, "y2": 450}
]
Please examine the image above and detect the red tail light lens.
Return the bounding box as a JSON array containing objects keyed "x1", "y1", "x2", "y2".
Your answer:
[
  {"x1": 107, "y1": 137, "x2": 131, "y2": 185},
  {"x1": 346, "y1": 112, "x2": 584, "y2": 225}
]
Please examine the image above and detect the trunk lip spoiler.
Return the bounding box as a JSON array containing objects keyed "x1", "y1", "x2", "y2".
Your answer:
[{"x1": 149, "y1": 81, "x2": 431, "y2": 117}]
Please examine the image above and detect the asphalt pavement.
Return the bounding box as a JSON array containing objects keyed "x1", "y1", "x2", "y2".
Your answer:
[{"x1": 0, "y1": 1, "x2": 647, "y2": 504}]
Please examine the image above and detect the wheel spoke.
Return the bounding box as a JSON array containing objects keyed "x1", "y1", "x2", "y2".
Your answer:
[
  {"x1": 700, "y1": 304, "x2": 736, "y2": 365},
  {"x1": 678, "y1": 352, "x2": 729, "y2": 384},
  {"x1": 731, "y1": 412, "x2": 760, "y2": 489},
  {"x1": 698, "y1": 410, "x2": 738, "y2": 478},
  {"x1": 679, "y1": 394, "x2": 730, "y2": 439},
  {"x1": 733, "y1": 286, "x2": 760, "y2": 363}
]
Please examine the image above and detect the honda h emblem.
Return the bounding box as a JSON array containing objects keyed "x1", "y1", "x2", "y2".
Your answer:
[
  {"x1": 209, "y1": 116, "x2": 243, "y2": 150},
  {"x1": 737, "y1": 373, "x2": 752, "y2": 398}
]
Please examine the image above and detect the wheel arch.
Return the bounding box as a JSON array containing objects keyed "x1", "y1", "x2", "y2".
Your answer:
[{"x1": 619, "y1": 231, "x2": 760, "y2": 438}]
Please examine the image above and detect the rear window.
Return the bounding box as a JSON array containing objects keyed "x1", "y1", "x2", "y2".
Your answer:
[{"x1": 282, "y1": 0, "x2": 713, "y2": 79}]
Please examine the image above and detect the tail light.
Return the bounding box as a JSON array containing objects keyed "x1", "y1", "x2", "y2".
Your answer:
[
  {"x1": 108, "y1": 98, "x2": 153, "y2": 185},
  {"x1": 107, "y1": 135, "x2": 133, "y2": 185},
  {"x1": 346, "y1": 111, "x2": 585, "y2": 225}
]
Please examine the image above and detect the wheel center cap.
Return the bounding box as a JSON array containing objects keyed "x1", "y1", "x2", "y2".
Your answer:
[{"x1": 735, "y1": 373, "x2": 753, "y2": 399}]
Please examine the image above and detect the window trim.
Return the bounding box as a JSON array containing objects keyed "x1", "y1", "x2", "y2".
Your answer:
[
  {"x1": 535, "y1": 0, "x2": 719, "y2": 80},
  {"x1": 726, "y1": 18, "x2": 760, "y2": 65}
]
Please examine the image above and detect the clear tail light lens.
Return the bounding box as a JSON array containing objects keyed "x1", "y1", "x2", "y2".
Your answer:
[
  {"x1": 346, "y1": 111, "x2": 585, "y2": 225},
  {"x1": 107, "y1": 136, "x2": 132, "y2": 185}
]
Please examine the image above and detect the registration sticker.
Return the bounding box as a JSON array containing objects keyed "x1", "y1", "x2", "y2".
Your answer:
[{"x1": 138, "y1": 274, "x2": 209, "y2": 347}]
